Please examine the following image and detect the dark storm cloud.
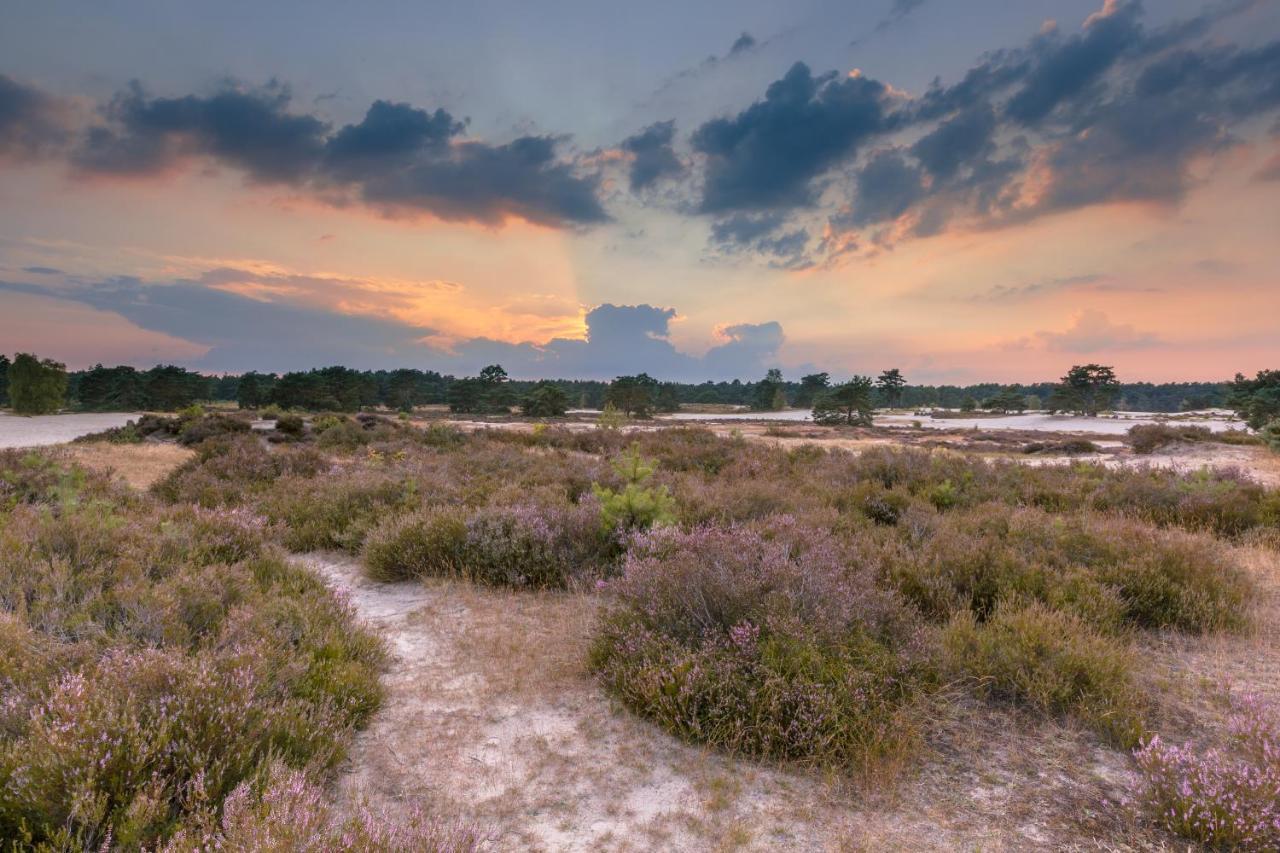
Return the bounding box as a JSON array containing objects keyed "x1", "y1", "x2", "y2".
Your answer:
[
  {"x1": 68, "y1": 82, "x2": 606, "y2": 227},
  {"x1": 324, "y1": 100, "x2": 464, "y2": 171},
  {"x1": 691, "y1": 62, "x2": 891, "y2": 213},
  {"x1": 0, "y1": 74, "x2": 67, "y2": 159},
  {"x1": 620, "y1": 120, "x2": 683, "y2": 191}
]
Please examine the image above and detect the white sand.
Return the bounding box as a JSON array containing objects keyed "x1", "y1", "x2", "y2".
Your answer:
[{"x1": 0, "y1": 412, "x2": 139, "y2": 449}]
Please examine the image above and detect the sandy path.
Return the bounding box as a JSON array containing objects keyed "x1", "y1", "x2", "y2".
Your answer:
[{"x1": 300, "y1": 553, "x2": 1161, "y2": 851}]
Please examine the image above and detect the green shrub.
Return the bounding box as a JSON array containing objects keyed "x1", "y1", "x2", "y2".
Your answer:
[
  {"x1": 274, "y1": 413, "x2": 306, "y2": 437},
  {"x1": 941, "y1": 601, "x2": 1145, "y2": 746},
  {"x1": 363, "y1": 507, "x2": 467, "y2": 581},
  {"x1": 883, "y1": 506, "x2": 1252, "y2": 634}
]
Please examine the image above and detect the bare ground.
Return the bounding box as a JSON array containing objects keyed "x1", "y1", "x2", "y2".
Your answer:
[{"x1": 299, "y1": 543, "x2": 1280, "y2": 851}]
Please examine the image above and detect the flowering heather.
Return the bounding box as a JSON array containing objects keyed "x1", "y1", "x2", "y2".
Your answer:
[
  {"x1": 364, "y1": 499, "x2": 614, "y2": 588},
  {"x1": 162, "y1": 762, "x2": 487, "y2": 852},
  {"x1": 1134, "y1": 693, "x2": 1280, "y2": 849},
  {"x1": 0, "y1": 454, "x2": 387, "y2": 848},
  {"x1": 591, "y1": 521, "x2": 933, "y2": 772}
]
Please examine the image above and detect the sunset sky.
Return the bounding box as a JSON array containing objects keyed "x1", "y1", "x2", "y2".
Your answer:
[{"x1": 1, "y1": 0, "x2": 1278, "y2": 383}]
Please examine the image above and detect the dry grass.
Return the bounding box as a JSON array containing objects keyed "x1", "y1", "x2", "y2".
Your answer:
[{"x1": 62, "y1": 441, "x2": 194, "y2": 490}]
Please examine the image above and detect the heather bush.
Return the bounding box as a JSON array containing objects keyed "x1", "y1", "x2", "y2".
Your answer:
[
  {"x1": 591, "y1": 521, "x2": 933, "y2": 772},
  {"x1": 1263, "y1": 418, "x2": 1280, "y2": 454},
  {"x1": 363, "y1": 507, "x2": 468, "y2": 581},
  {"x1": 264, "y1": 470, "x2": 420, "y2": 552},
  {"x1": 1134, "y1": 692, "x2": 1280, "y2": 849},
  {"x1": 176, "y1": 412, "x2": 253, "y2": 446},
  {"x1": 364, "y1": 499, "x2": 613, "y2": 588},
  {"x1": 153, "y1": 436, "x2": 327, "y2": 508},
  {"x1": 883, "y1": 506, "x2": 1251, "y2": 633},
  {"x1": 274, "y1": 413, "x2": 306, "y2": 437},
  {"x1": 941, "y1": 601, "x2": 1146, "y2": 746},
  {"x1": 0, "y1": 455, "x2": 386, "y2": 848},
  {"x1": 1129, "y1": 423, "x2": 1212, "y2": 454},
  {"x1": 163, "y1": 761, "x2": 486, "y2": 852},
  {"x1": 0, "y1": 449, "x2": 107, "y2": 509},
  {"x1": 460, "y1": 500, "x2": 614, "y2": 587}
]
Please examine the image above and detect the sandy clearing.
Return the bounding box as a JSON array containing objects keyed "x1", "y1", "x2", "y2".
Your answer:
[
  {"x1": 298, "y1": 552, "x2": 1205, "y2": 851},
  {"x1": 0, "y1": 412, "x2": 139, "y2": 448}
]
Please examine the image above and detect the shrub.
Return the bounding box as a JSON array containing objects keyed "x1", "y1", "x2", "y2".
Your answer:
[
  {"x1": 162, "y1": 761, "x2": 486, "y2": 852},
  {"x1": 177, "y1": 413, "x2": 252, "y2": 447},
  {"x1": 1129, "y1": 423, "x2": 1212, "y2": 454},
  {"x1": 1262, "y1": 419, "x2": 1280, "y2": 454},
  {"x1": 274, "y1": 413, "x2": 306, "y2": 437},
  {"x1": 265, "y1": 471, "x2": 417, "y2": 552},
  {"x1": 363, "y1": 507, "x2": 468, "y2": 582},
  {"x1": 941, "y1": 601, "x2": 1145, "y2": 746},
  {"x1": 1133, "y1": 692, "x2": 1280, "y2": 849},
  {"x1": 0, "y1": 462, "x2": 386, "y2": 848},
  {"x1": 883, "y1": 506, "x2": 1252, "y2": 634},
  {"x1": 152, "y1": 436, "x2": 327, "y2": 508},
  {"x1": 591, "y1": 521, "x2": 933, "y2": 773},
  {"x1": 363, "y1": 500, "x2": 612, "y2": 588}
]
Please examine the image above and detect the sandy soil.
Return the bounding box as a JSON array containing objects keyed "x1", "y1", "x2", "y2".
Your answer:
[
  {"x1": 0, "y1": 412, "x2": 139, "y2": 448},
  {"x1": 295, "y1": 549, "x2": 1280, "y2": 851},
  {"x1": 61, "y1": 441, "x2": 194, "y2": 490}
]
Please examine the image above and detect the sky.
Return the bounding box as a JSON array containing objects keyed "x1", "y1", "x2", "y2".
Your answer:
[{"x1": 0, "y1": 0, "x2": 1278, "y2": 383}]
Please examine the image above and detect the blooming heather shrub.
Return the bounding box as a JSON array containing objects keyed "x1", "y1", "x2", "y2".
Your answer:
[
  {"x1": 152, "y1": 436, "x2": 327, "y2": 508},
  {"x1": 363, "y1": 507, "x2": 468, "y2": 582},
  {"x1": 1134, "y1": 693, "x2": 1280, "y2": 849},
  {"x1": 264, "y1": 470, "x2": 419, "y2": 552},
  {"x1": 941, "y1": 601, "x2": 1146, "y2": 746},
  {"x1": 162, "y1": 761, "x2": 486, "y2": 852},
  {"x1": 0, "y1": 449, "x2": 110, "y2": 510},
  {"x1": 883, "y1": 505, "x2": 1252, "y2": 634},
  {"x1": 364, "y1": 500, "x2": 613, "y2": 588},
  {"x1": 0, "y1": 458, "x2": 387, "y2": 848},
  {"x1": 590, "y1": 521, "x2": 933, "y2": 773},
  {"x1": 461, "y1": 499, "x2": 613, "y2": 588}
]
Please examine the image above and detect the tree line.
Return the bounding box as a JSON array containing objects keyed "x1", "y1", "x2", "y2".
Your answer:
[{"x1": 0, "y1": 352, "x2": 1269, "y2": 425}]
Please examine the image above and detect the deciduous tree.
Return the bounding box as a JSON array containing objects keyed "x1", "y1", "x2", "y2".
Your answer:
[{"x1": 8, "y1": 352, "x2": 67, "y2": 414}]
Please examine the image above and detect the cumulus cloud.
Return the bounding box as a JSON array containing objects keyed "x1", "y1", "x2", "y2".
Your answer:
[
  {"x1": 708, "y1": 212, "x2": 812, "y2": 268},
  {"x1": 691, "y1": 62, "x2": 891, "y2": 213},
  {"x1": 66, "y1": 82, "x2": 607, "y2": 227},
  {"x1": 667, "y1": 1, "x2": 1280, "y2": 265},
  {"x1": 0, "y1": 73, "x2": 69, "y2": 159},
  {"x1": 620, "y1": 120, "x2": 683, "y2": 191}
]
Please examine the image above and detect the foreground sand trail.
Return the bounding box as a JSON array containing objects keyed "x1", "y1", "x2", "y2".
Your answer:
[{"x1": 297, "y1": 553, "x2": 1174, "y2": 851}]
